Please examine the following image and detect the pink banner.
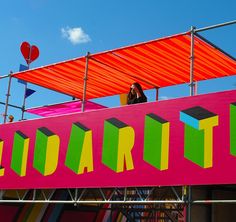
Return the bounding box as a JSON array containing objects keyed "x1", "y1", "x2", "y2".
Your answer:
[
  {"x1": 26, "y1": 100, "x2": 107, "y2": 117},
  {"x1": 0, "y1": 90, "x2": 236, "y2": 189}
]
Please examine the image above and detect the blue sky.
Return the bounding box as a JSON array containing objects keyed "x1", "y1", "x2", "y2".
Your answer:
[{"x1": 0, "y1": 0, "x2": 235, "y2": 121}]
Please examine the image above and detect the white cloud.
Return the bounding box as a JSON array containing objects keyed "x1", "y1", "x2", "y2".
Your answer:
[{"x1": 61, "y1": 27, "x2": 91, "y2": 45}]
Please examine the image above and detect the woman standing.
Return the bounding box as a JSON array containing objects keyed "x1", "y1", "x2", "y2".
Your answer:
[{"x1": 127, "y1": 82, "x2": 147, "y2": 105}]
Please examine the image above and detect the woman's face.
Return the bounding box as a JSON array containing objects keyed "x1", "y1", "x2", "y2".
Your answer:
[{"x1": 131, "y1": 85, "x2": 136, "y2": 95}]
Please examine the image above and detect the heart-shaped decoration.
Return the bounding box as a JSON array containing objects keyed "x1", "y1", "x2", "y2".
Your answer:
[
  {"x1": 20, "y1": 42, "x2": 39, "y2": 64},
  {"x1": 20, "y1": 42, "x2": 31, "y2": 63},
  {"x1": 30, "y1": 45, "x2": 39, "y2": 63}
]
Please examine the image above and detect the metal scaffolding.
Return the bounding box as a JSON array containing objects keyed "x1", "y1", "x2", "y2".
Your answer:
[
  {"x1": 1, "y1": 186, "x2": 236, "y2": 221},
  {"x1": 0, "y1": 20, "x2": 236, "y2": 222},
  {"x1": 0, "y1": 186, "x2": 186, "y2": 222}
]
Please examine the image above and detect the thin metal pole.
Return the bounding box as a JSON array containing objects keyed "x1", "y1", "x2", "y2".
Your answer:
[
  {"x1": 189, "y1": 26, "x2": 195, "y2": 96},
  {"x1": 195, "y1": 20, "x2": 236, "y2": 33},
  {"x1": 21, "y1": 51, "x2": 31, "y2": 120},
  {"x1": 193, "y1": 200, "x2": 236, "y2": 204},
  {"x1": 182, "y1": 185, "x2": 187, "y2": 201},
  {"x1": 0, "y1": 102, "x2": 22, "y2": 110},
  {"x1": 81, "y1": 52, "x2": 90, "y2": 112},
  {"x1": 0, "y1": 198, "x2": 236, "y2": 204},
  {"x1": 155, "y1": 87, "x2": 159, "y2": 101},
  {"x1": 0, "y1": 200, "x2": 185, "y2": 204},
  {"x1": 21, "y1": 83, "x2": 27, "y2": 120},
  {"x1": 171, "y1": 186, "x2": 180, "y2": 200},
  {"x1": 0, "y1": 74, "x2": 11, "y2": 80},
  {"x1": 3, "y1": 74, "x2": 12, "y2": 123},
  {"x1": 186, "y1": 186, "x2": 192, "y2": 222}
]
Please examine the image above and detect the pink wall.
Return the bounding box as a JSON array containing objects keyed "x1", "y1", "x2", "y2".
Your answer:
[{"x1": 0, "y1": 89, "x2": 235, "y2": 189}]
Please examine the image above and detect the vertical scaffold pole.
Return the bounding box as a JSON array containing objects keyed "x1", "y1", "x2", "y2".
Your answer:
[
  {"x1": 21, "y1": 83, "x2": 27, "y2": 120},
  {"x1": 186, "y1": 186, "x2": 192, "y2": 222},
  {"x1": 187, "y1": 26, "x2": 195, "y2": 222},
  {"x1": 3, "y1": 73, "x2": 13, "y2": 123},
  {"x1": 155, "y1": 87, "x2": 159, "y2": 101},
  {"x1": 81, "y1": 52, "x2": 90, "y2": 112},
  {"x1": 21, "y1": 47, "x2": 32, "y2": 120},
  {"x1": 189, "y1": 26, "x2": 195, "y2": 96}
]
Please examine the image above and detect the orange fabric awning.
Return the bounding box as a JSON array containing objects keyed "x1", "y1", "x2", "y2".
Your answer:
[{"x1": 12, "y1": 32, "x2": 236, "y2": 99}]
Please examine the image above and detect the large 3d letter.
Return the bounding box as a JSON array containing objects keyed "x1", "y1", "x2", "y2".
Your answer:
[
  {"x1": 230, "y1": 102, "x2": 236, "y2": 156},
  {"x1": 65, "y1": 122, "x2": 93, "y2": 174},
  {"x1": 11, "y1": 131, "x2": 29, "y2": 176},
  {"x1": 144, "y1": 113, "x2": 169, "y2": 170},
  {"x1": 102, "y1": 118, "x2": 134, "y2": 173},
  {"x1": 0, "y1": 139, "x2": 4, "y2": 176},
  {"x1": 33, "y1": 127, "x2": 60, "y2": 176},
  {"x1": 180, "y1": 106, "x2": 218, "y2": 168}
]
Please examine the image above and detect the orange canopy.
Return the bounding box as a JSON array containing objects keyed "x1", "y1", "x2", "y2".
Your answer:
[{"x1": 12, "y1": 32, "x2": 236, "y2": 99}]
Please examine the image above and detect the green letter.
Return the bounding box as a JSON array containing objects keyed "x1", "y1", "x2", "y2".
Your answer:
[
  {"x1": 33, "y1": 127, "x2": 60, "y2": 176},
  {"x1": 230, "y1": 102, "x2": 236, "y2": 156},
  {"x1": 180, "y1": 106, "x2": 218, "y2": 168},
  {"x1": 65, "y1": 122, "x2": 93, "y2": 174},
  {"x1": 102, "y1": 118, "x2": 134, "y2": 173},
  {"x1": 11, "y1": 131, "x2": 29, "y2": 176},
  {"x1": 144, "y1": 113, "x2": 169, "y2": 170}
]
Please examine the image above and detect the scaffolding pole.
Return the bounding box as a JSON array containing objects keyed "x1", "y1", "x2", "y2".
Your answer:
[
  {"x1": 81, "y1": 52, "x2": 90, "y2": 112},
  {"x1": 3, "y1": 74, "x2": 12, "y2": 123},
  {"x1": 189, "y1": 26, "x2": 195, "y2": 96},
  {"x1": 21, "y1": 83, "x2": 27, "y2": 120},
  {"x1": 0, "y1": 102, "x2": 22, "y2": 110},
  {"x1": 186, "y1": 186, "x2": 192, "y2": 222},
  {"x1": 155, "y1": 87, "x2": 159, "y2": 101},
  {"x1": 0, "y1": 199, "x2": 185, "y2": 204},
  {"x1": 195, "y1": 20, "x2": 236, "y2": 33}
]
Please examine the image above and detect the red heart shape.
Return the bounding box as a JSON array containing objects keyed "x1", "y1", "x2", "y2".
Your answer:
[
  {"x1": 20, "y1": 42, "x2": 39, "y2": 64},
  {"x1": 30, "y1": 45, "x2": 39, "y2": 63},
  {"x1": 20, "y1": 42, "x2": 31, "y2": 64}
]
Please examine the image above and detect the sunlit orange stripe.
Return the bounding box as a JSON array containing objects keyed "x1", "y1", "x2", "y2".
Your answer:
[
  {"x1": 146, "y1": 42, "x2": 202, "y2": 80},
  {"x1": 85, "y1": 72, "x2": 121, "y2": 95},
  {"x1": 190, "y1": 35, "x2": 236, "y2": 69},
  {"x1": 53, "y1": 64, "x2": 84, "y2": 80},
  {"x1": 123, "y1": 48, "x2": 189, "y2": 84},
  {"x1": 88, "y1": 59, "x2": 135, "y2": 86},
  {"x1": 177, "y1": 36, "x2": 235, "y2": 75},
  {"x1": 95, "y1": 53, "x2": 145, "y2": 77},
  {"x1": 132, "y1": 45, "x2": 191, "y2": 81},
  {"x1": 142, "y1": 43, "x2": 190, "y2": 69},
  {"x1": 153, "y1": 41, "x2": 214, "y2": 80},
  {"x1": 18, "y1": 70, "x2": 84, "y2": 98},
  {"x1": 113, "y1": 52, "x2": 178, "y2": 87},
  {"x1": 35, "y1": 69, "x2": 84, "y2": 91},
  {"x1": 160, "y1": 37, "x2": 219, "y2": 79},
  {"x1": 172, "y1": 38, "x2": 222, "y2": 77},
  {"x1": 69, "y1": 59, "x2": 134, "y2": 95},
  {"x1": 89, "y1": 58, "x2": 139, "y2": 87},
  {"x1": 94, "y1": 53, "x2": 160, "y2": 87},
  {"x1": 196, "y1": 45, "x2": 236, "y2": 74},
  {"x1": 117, "y1": 50, "x2": 184, "y2": 84}
]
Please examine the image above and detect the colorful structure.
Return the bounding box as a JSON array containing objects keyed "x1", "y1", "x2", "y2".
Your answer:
[{"x1": 0, "y1": 21, "x2": 236, "y2": 222}]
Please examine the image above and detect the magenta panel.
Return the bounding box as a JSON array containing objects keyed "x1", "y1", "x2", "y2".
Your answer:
[
  {"x1": 26, "y1": 100, "x2": 107, "y2": 117},
  {"x1": 0, "y1": 90, "x2": 235, "y2": 189}
]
